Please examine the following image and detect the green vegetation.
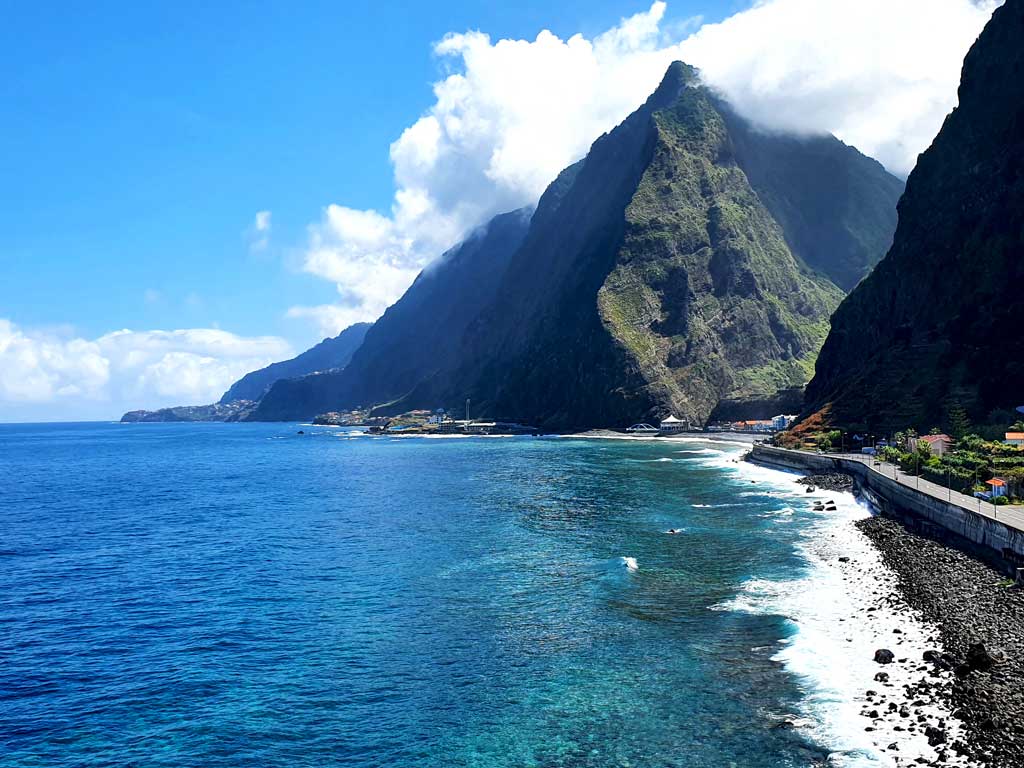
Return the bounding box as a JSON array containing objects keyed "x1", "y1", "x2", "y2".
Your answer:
[
  {"x1": 255, "y1": 61, "x2": 905, "y2": 430},
  {"x1": 598, "y1": 85, "x2": 845, "y2": 423},
  {"x1": 876, "y1": 428, "x2": 1024, "y2": 503}
]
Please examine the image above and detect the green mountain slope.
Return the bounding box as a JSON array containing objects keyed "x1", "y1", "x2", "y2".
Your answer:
[
  {"x1": 390, "y1": 62, "x2": 900, "y2": 430},
  {"x1": 250, "y1": 62, "x2": 904, "y2": 428},
  {"x1": 803, "y1": 0, "x2": 1024, "y2": 433}
]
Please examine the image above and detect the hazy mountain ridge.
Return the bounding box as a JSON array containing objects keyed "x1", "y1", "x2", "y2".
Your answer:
[
  {"x1": 248, "y1": 208, "x2": 533, "y2": 421},
  {"x1": 221, "y1": 322, "x2": 370, "y2": 404},
  {"x1": 120, "y1": 322, "x2": 371, "y2": 423}
]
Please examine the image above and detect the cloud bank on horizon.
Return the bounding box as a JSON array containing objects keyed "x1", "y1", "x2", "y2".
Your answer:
[
  {"x1": 293, "y1": 0, "x2": 999, "y2": 336},
  {"x1": 0, "y1": 319, "x2": 292, "y2": 422}
]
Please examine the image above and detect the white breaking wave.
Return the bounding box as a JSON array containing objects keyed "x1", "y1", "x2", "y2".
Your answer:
[
  {"x1": 708, "y1": 454, "x2": 973, "y2": 768},
  {"x1": 621, "y1": 556, "x2": 639, "y2": 571}
]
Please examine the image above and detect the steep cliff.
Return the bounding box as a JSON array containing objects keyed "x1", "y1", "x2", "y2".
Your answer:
[
  {"x1": 803, "y1": 1, "x2": 1024, "y2": 433},
  {"x1": 388, "y1": 63, "x2": 901, "y2": 430},
  {"x1": 248, "y1": 209, "x2": 532, "y2": 421},
  {"x1": 251, "y1": 62, "x2": 904, "y2": 428}
]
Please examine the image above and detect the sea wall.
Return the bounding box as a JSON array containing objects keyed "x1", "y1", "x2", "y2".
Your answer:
[{"x1": 749, "y1": 444, "x2": 1024, "y2": 573}]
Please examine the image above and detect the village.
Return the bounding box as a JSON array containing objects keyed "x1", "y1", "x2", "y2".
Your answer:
[
  {"x1": 310, "y1": 405, "x2": 800, "y2": 438},
  {"x1": 774, "y1": 409, "x2": 1024, "y2": 506},
  {"x1": 311, "y1": 405, "x2": 538, "y2": 436}
]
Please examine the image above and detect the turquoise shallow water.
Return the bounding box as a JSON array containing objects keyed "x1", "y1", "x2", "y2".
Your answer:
[{"x1": 2, "y1": 423, "x2": 845, "y2": 767}]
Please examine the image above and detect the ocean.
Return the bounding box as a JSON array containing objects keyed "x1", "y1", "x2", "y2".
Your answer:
[{"x1": 0, "y1": 423, "x2": 954, "y2": 767}]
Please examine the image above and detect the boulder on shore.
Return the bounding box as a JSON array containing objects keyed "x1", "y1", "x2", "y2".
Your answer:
[
  {"x1": 966, "y1": 643, "x2": 997, "y2": 672},
  {"x1": 797, "y1": 473, "x2": 855, "y2": 493},
  {"x1": 874, "y1": 649, "x2": 895, "y2": 664}
]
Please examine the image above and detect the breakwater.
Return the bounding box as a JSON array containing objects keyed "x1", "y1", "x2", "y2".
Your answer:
[{"x1": 749, "y1": 444, "x2": 1024, "y2": 575}]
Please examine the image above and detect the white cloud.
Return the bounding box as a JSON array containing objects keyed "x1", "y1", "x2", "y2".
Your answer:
[
  {"x1": 0, "y1": 319, "x2": 293, "y2": 421},
  {"x1": 285, "y1": 303, "x2": 376, "y2": 340},
  {"x1": 679, "y1": 0, "x2": 1000, "y2": 175},
  {"x1": 291, "y1": 0, "x2": 999, "y2": 335},
  {"x1": 248, "y1": 209, "x2": 272, "y2": 252}
]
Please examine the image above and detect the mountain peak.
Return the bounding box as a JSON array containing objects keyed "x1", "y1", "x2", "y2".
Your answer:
[{"x1": 645, "y1": 60, "x2": 700, "y2": 110}]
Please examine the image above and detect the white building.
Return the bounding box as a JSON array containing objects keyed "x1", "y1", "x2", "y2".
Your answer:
[{"x1": 659, "y1": 415, "x2": 687, "y2": 435}]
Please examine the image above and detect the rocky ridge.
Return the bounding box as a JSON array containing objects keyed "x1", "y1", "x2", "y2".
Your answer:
[{"x1": 251, "y1": 62, "x2": 903, "y2": 428}]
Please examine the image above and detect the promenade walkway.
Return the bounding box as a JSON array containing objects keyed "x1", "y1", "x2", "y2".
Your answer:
[{"x1": 825, "y1": 451, "x2": 1024, "y2": 534}]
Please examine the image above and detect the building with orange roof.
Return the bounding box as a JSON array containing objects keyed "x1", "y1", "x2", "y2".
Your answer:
[
  {"x1": 909, "y1": 433, "x2": 954, "y2": 457},
  {"x1": 986, "y1": 477, "x2": 1009, "y2": 498},
  {"x1": 1005, "y1": 432, "x2": 1024, "y2": 447}
]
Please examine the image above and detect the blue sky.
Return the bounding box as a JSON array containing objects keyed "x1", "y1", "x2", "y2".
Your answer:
[
  {"x1": 0, "y1": 0, "x2": 997, "y2": 420},
  {"x1": 1, "y1": 0, "x2": 728, "y2": 349}
]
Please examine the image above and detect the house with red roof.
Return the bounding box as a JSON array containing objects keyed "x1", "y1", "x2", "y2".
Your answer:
[
  {"x1": 1005, "y1": 432, "x2": 1024, "y2": 447},
  {"x1": 909, "y1": 433, "x2": 954, "y2": 457}
]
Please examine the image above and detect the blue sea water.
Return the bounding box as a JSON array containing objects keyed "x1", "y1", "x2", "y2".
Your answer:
[{"x1": 1, "y1": 423, "x2": 870, "y2": 767}]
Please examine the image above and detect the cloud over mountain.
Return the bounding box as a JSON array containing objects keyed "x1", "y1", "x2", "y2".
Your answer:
[
  {"x1": 0, "y1": 319, "x2": 292, "y2": 421},
  {"x1": 291, "y1": 0, "x2": 998, "y2": 335}
]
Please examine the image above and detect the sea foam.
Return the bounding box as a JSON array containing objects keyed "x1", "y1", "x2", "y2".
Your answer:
[{"x1": 709, "y1": 453, "x2": 973, "y2": 767}]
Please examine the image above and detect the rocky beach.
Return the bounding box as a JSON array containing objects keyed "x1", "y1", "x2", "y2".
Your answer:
[
  {"x1": 758, "y1": 460, "x2": 1024, "y2": 767},
  {"x1": 857, "y1": 515, "x2": 1024, "y2": 768}
]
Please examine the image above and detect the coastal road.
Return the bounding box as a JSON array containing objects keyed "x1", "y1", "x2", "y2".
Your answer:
[{"x1": 828, "y1": 452, "x2": 1024, "y2": 535}]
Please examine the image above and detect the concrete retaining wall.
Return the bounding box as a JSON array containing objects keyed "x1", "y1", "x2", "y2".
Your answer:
[{"x1": 750, "y1": 444, "x2": 1024, "y2": 573}]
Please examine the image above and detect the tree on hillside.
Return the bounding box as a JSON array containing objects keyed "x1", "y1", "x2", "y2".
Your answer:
[{"x1": 946, "y1": 402, "x2": 971, "y2": 440}]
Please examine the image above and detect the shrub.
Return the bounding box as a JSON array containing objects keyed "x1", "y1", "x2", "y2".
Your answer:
[
  {"x1": 994, "y1": 496, "x2": 1009, "y2": 506},
  {"x1": 880, "y1": 446, "x2": 902, "y2": 463}
]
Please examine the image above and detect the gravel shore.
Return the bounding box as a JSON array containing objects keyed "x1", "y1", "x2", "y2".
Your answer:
[{"x1": 857, "y1": 515, "x2": 1024, "y2": 767}]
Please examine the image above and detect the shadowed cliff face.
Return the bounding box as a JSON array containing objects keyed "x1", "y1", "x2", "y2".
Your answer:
[
  {"x1": 251, "y1": 62, "x2": 904, "y2": 428},
  {"x1": 803, "y1": 1, "x2": 1024, "y2": 434},
  {"x1": 396, "y1": 63, "x2": 900, "y2": 430},
  {"x1": 248, "y1": 209, "x2": 532, "y2": 421}
]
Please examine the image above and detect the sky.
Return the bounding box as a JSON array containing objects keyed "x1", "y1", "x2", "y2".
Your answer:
[{"x1": 0, "y1": 0, "x2": 1001, "y2": 421}]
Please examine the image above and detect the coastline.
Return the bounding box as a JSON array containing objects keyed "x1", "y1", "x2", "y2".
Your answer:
[
  {"x1": 565, "y1": 428, "x2": 761, "y2": 445},
  {"x1": 742, "y1": 447, "x2": 1024, "y2": 767},
  {"x1": 709, "y1": 451, "x2": 976, "y2": 767},
  {"x1": 857, "y1": 516, "x2": 1024, "y2": 768}
]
